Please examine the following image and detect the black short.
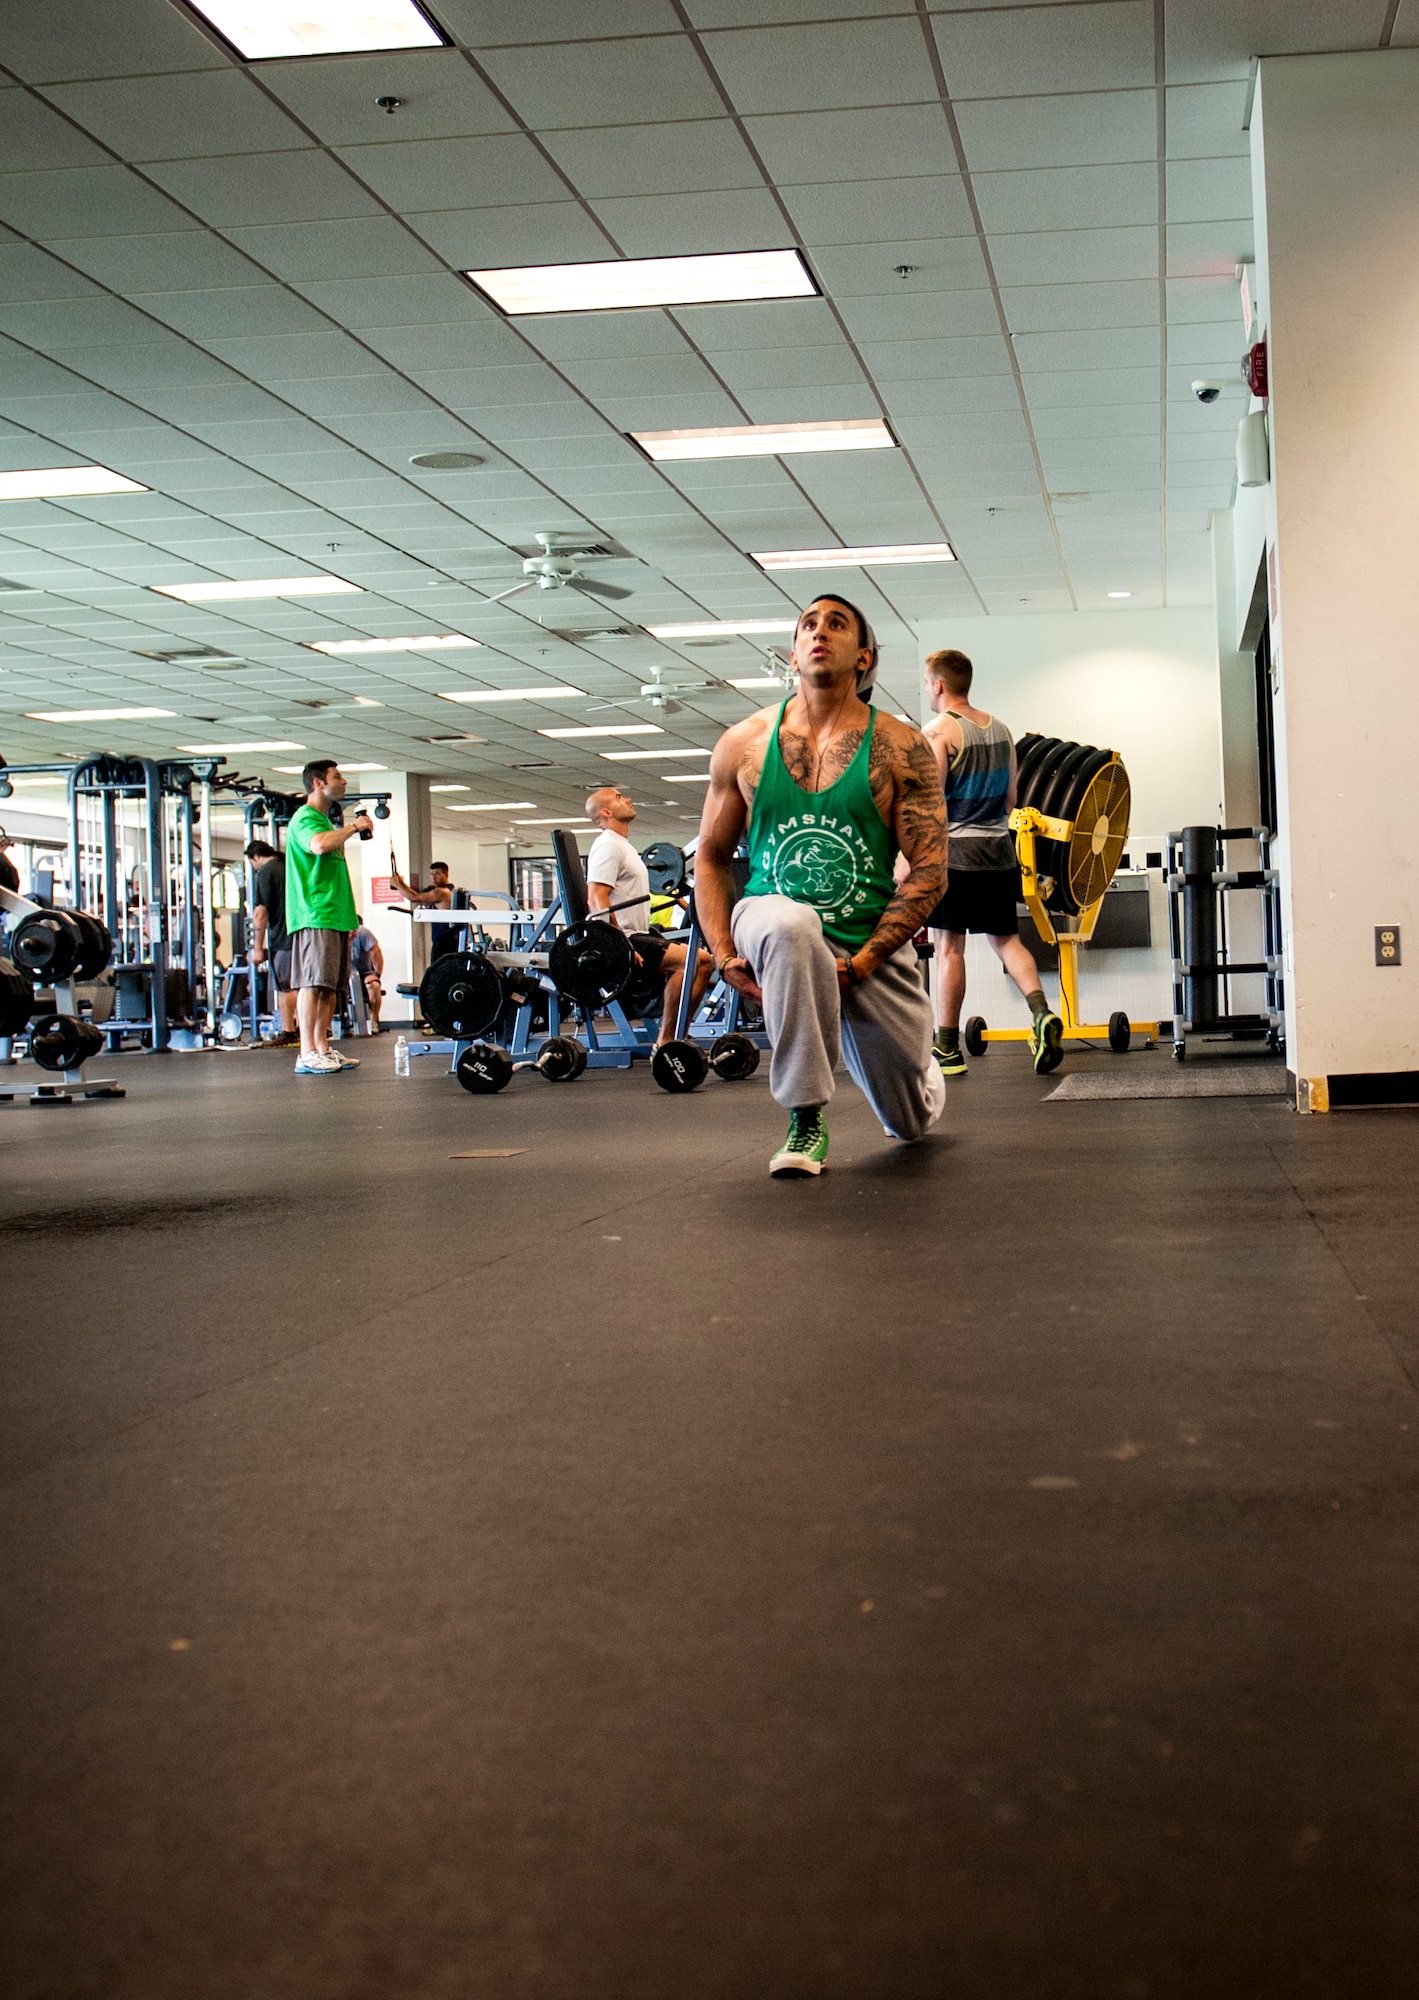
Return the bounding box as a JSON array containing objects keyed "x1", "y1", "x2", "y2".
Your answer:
[
  {"x1": 627, "y1": 930, "x2": 670, "y2": 976},
  {"x1": 927, "y1": 867, "x2": 1020, "y2": 937}
]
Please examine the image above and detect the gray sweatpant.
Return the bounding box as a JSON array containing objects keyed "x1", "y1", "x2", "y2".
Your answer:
[{"x1": 731, "y1": 894, "x2": 943, "y2": 1139}]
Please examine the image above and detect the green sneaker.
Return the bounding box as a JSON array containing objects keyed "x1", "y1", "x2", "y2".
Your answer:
[
  {"x1": 934, "y1": 1041, "x2": 968, "y2": 1078},
  {"x1": 770, "y1": 1107, "x2": 829, "y2": 1178},
  {"x1": 1029, "y1": 1009, "x2": 1065, "y2": 1075}
]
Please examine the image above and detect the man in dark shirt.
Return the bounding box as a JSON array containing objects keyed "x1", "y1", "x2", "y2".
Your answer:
[
  {"x1": 246, "y1": 839, "x2": 297, "y2": 1044},
  {"x1": 0, "y1": 829, "x2": 19, "y2": 895}
]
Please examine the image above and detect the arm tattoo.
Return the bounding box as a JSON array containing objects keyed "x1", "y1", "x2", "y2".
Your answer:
[{"x1": 858, "y1": 732, "x2": 948, "y2": 968}]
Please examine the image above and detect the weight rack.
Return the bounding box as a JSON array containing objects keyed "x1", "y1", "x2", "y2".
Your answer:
[{"x1": 1166, "y1": 824, "x2": 1285, "y2": 1062}]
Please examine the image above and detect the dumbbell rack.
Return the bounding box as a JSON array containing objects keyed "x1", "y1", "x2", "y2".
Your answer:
[
  {"x1": 1, "y1": 884, "x2": 125, "y2": 1104},
  {"x1": 1166, "y1": 825, "x2": 1285, "y2": 1062}
]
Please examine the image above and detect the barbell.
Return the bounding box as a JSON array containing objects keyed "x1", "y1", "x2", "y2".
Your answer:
[
  {"x1": 29, "y1": 1014, "x2": 105, "y2": 1072},
  {"x1": 454, "y1": 1035, "x2": 588, "y2": 1094},
  {"x1": 8, "y1": 908, "x2": 112, "y2": 984}
]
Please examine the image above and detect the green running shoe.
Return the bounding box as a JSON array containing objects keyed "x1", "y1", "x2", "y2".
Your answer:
[
  {"x1": 934, "y1": 1041, "x2": 968, "y2": 1079},
  {"x1": 1029, "y1": 1009, "x2": 1065, "y2": 1075},
  {"x1": 770, "y1": 1107, "x2": 829, "y2": 1178}
]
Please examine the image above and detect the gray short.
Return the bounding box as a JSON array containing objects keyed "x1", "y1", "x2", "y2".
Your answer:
[
  {"x1": 271, "y1": 945, "x2": 292, "y2": 992},
  {"x1": 289, "y1": 927, "x2": 351, "y2": 992}
]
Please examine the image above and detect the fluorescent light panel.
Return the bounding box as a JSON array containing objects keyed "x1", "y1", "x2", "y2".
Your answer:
[
  {"x1": 753, "y1": 543, "x2": 956, "y2": 571},
  {"x1": 308, "y1": 634, "x2": 478, "y2": 654},
  {"x1": 646, "y1": 619, "x2": 796, "y2": 639},
  {"x1": 633, "y1": 420, "x2": 894, "y2": 463},
  {"x1": 600, "y1": 748, "x2": 711, "y2": 761},
  {"x1": 27, "y1": 706, "x2": 174, "y2": 722},
  {"x1": 1108, "y1": 590, "x2": 1133, "y2": 598},
  {"x1": 728, "y1": 677, "x2": 787, "y2": 690},
  {"x1": 466, "y1": 249, "x2": 816, "y2": 317},
  {"x1": 658, "y1": 772, "x2": 712, "y2": 782},
  {"x1": 271, "y1": 762, "x2": 385, "y2": 773},
  {"x1": 514, "y1": 817, "x2": 593, "y2": 826},
  {"x1": 539, "y1": 725, "x2": 664, "y2": 739},
  {"x1": 181, "y1": 1, "x2": 443, "y2": 60},
  {"x1": 177, "y1": 740, "x2": 304, "y2": 754},
  {"x1": 429, "y1": 783, "x2": 469, "y2": 793},
  {"x1": 0, "y1": 466, "x2": 146, "y2": 500},
  {"x1": 445, "y1": 801, "x2": 537, "y2": 812},
  {"x1": 152, "y1": 576, "x2": 360, "y2": 602},
  {"x1": 438, "y1": 686, "x2": 585, "y2": 703}
]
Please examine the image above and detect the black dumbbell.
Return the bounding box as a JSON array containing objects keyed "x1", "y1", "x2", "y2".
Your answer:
[
  {"x1": 651, "y1": 1039, "x2": 709, "y2": 1093},
  {"x1": 30, "y1": 1014, "x2": 105, "y2": 1072},
  {"x1": 535, "y1": 1035, "x2": 585, "y2": 1082},
  {"x1": 709, "y1": 1033, "x2": 760, "y2": 1081},
  {"x1": 454, "y1": 1042, "x2": 515, "y2": 1093},
  {"x1": 9, "y1": 910, "x2": 84, "y2": 983}
]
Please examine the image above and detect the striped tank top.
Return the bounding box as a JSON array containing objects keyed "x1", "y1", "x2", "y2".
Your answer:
[{"x1": 942, "y1": 709, "x2": 1016, "y2": 872}]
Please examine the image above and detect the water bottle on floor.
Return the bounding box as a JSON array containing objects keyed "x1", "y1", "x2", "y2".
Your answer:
[{"x1": 394, "y1": 1034, "x2": 409, "y2": 1078}]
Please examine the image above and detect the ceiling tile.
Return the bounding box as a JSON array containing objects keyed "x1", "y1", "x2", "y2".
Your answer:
[
  {"x1": 988, "y1": 225, "x2": 1159, "y2": 285},
  {"x1": 202, "y1": 330, "x2": 380, "y2": 381},
  {"x1": 517, "y1": 311, "x2": 692, "y2": 362},
  {"x1": 0, "y1": 165, "x2": 195, "y2": 240},
  {"x1": 782, "y1": 175, "x2": 974, "y2": 244},
  {"x1": 540, "y1": 119, "x2": 761, "y2": 200},
  {"x1": 357, "y1": 320, "x2": 529, "y2": 373},
  {"x1": 857, "y1": 334, "x2": 1012, "y2": 381},
  {"x1": 839, "y1": 289, "x2": 1001, "y2": 341},
  {"x1": 1165, "y1": 81, "x2": 1251, "y2": 157},
  {"x1": 439, "y1": 0, "x2": 683, "y2": 47},
  {"x1": 225, "y1": 217, "x2": 444, "y2": 283},
  {"x1": 294, "y1": 273, "x2": 498, "y2": 329},
  {"x1": 58, "y1": 229, "x2": 265, "y2": 293},
  {"x1": 687, "y1": 0, "x2": 907, "y2": 20},
  {"x1": 0, "y1": 244, "x2": 102, "y2": 303},
  {"x1": 1011, "y1": 325, "x2": 1160, "y2": 370},
  {"x1": 974, "y1": 162, "x2": 1158, "y2": 233},
  {"x1": 705, "y1": 343, "x2": 867, "y2": 393},
  {"x1": 1165, "y1": 157, "x2": 1252, "y2": 223},
  {"x1": 588, "y1": 188, "x2": 788, "y2": 256},
  {"x1": 699, "y1": 18, "x2": 936, "y2": 114},
  {"x1": 145, "y1": 151, "x2": 381, "y2": 229},
  {"x1": 1166, "y1": 319, "x2": 1245, "y2": 366},
  {"x1": 932, "y1": 2, "x2": 1156, "y2": 97},
  {"x1": 747, "y1": 106, "x2": 959, "y2": 185},
  {"x1": 1163, "y1": 0, "x2": 1392, "y2": 84},
  {"x1": 137, "y1": 285, "x2": 331, "y2": 340},
  {"x1": 1002, "y1": 278, "x2": 1159, "y2": 333},
  {"x1": 43, "y1": 72, "x2": 310, "y2": 161},
  {"x1": 1166, "y1": 218, "x2": 1254, "y2": 276},
  {"x1": 337, "y1": 133, "x2": 569, "y2": 212},
  {"x1": 0, "y1": 91, "x2": 114, "y2": 172},
  {"x1": 0, "y1": 0, "x2": 224, "y2": 82},
  {"x1": 957, "y1": 90, "x2": 1156, "y2": 172},
  {"x1": 810, "y1": 236, "x2": 990, "y2": 296},
  {"x1": 734, "y1": 384, "x2": 883, "y2": 423},
  {"x1": 257, "y1": 48, "x2": 516, "y2": 146},
  {"x1": 880, "y1": 373, "x2": 1022, "y2": 416},
  {"x1": 1393, "y1": 0, "x2": 1419, "y2": 43},
  {"x1": 477, "y1": 36, "x2": 725, "y2": 128},
  {"x1": 672, "y1": 298, "x2": 839, "y2": 350},
  {"x1": 412, "y1": 202, "x2": 613, "y2": 269},
  {"x1": 1166, "y1": 273, "x2": 1242, "y2": 324}
]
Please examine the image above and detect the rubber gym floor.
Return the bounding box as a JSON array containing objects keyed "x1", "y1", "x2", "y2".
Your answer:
[{"x1": 3, "y1": 1043, "x2": 1418, "y2": 2000}]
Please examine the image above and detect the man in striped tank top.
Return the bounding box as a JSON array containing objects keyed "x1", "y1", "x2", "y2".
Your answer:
[{"x1": 922, "y1": 649, "x2": 1064, "y2": 1076}]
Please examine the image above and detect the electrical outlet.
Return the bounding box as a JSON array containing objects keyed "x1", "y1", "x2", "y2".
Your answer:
[{"x1": 1376, "y1": 926, "x2": 1401, "y2": 967}]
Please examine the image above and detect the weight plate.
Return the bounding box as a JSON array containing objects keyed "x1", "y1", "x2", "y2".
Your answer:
[
  {"x1": 454, "y1": 1041, "x2": 514, "y2": 1093},
  {"x1": 536, "y1": 1035, "x2": 583, "y2": 1082},
  {"x1": 709, "y1": 1032, "x2": 760, "y2": 1081},
  {"x1": 641, "y1": 840, "x2": 687, "y2": 897},
  {"x1": 0, "y1": 954, "x2": 33, "y2": 1038},
  {"x1": 29, "y1": 1013, "x2": 104, "y2": 1072},
  {"x1": 548, "y1": 921, "x2": 635, "y2": 1009},
  {"x1": 218, "y1": 1011, "x2": 246, "y2": 1043},
  {"x1": 69, "y1": 911, "x2": 113, "y2": 981},
  {"x1": 419, "y1": 951, "x2": 504, "y2": 1039},
  {"x1": 9, "y1": 910, "x2": 82, "y2": 983},
  {"x1": 651, "y1": 1039, "x2": 709, "y2": 1093}
]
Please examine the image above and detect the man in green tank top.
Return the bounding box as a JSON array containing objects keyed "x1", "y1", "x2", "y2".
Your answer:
[
  {"x1": 696, "y1": 596, "x2": 949, "y2": 1177},
  {"x1": 285, "y1": 758, "x2": 369, "y2": 1076}
]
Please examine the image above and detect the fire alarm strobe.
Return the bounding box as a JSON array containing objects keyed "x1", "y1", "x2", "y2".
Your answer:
[{"x1": 1242, "y1": 340, "x2": 1268, "y2": 400}]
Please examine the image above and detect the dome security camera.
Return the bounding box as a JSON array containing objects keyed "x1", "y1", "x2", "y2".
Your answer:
[{"x1": 1192, "y1": 380, "x2": 1224, "y2": 404}]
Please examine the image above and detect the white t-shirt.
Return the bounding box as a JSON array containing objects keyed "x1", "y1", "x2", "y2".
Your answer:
[{"x1": 584, "y1": 829, "x2": 650, "y2": 935}]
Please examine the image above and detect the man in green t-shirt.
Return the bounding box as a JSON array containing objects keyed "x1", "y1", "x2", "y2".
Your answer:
[{"x1": 285, "y1": 758, "x2": 369, "y2": 1075}]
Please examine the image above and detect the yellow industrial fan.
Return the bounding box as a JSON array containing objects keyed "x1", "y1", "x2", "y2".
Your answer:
[{"x1": 962, "y1": 735, "x2": 1159, "y2": 1059}]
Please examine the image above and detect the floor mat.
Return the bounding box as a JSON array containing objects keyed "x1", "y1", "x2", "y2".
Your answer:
[{"x1": 1047, "y1": 1064, "x2": 1287, "y2": 1101}]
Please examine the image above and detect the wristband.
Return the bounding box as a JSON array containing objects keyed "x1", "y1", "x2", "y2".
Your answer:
[{"x1": 841, "y1": 955, "x2": 863, "y2": 986}]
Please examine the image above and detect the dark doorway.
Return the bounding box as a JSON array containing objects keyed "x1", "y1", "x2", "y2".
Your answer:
[{"x1": 1254, "y1": 619, "x2": 1279, "y2": 836}]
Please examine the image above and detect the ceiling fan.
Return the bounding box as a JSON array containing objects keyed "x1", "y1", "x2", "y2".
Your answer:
[
  {"x1": 483, "y1": 531, "x2": 633, "y2": 607},
  {"x1": 589, "y1": 664, "x2": 724, "y2": 717}
]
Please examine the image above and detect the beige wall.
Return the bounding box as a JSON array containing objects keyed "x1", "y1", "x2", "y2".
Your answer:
[{"x1": 1252, "y1": 51, "x2": 1419, "y2": 1082}]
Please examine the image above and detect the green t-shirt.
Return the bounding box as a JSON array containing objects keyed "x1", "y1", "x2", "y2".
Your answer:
[{"x1": 285, "y1": 804, "x2": 358, "y2": 933}]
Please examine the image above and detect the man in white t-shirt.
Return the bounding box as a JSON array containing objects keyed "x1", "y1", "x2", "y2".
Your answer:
[{"x1": 584, "y1": 785, "x2": 710, "y2": 1044}]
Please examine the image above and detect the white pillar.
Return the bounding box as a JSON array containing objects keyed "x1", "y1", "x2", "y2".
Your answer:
[
  {"x1": 1251, "y1": 51, "x2": 1419, "y2": 1092},
  {"x1": 349, "y1": 773, "x2": 431, "y2": 1025}
]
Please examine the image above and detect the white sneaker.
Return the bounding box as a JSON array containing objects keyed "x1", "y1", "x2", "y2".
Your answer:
[
  {"x1": 332, "y1": 1050, "x2": 360, "y2": 1068},
  {"x1": 294, "y1": 1051, "x2": 342, "y2": 1074}
]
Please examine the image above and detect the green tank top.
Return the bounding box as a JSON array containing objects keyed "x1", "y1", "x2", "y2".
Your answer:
[{"x1": 741, "y1": 700, "x2": 897, "y2": 950}]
